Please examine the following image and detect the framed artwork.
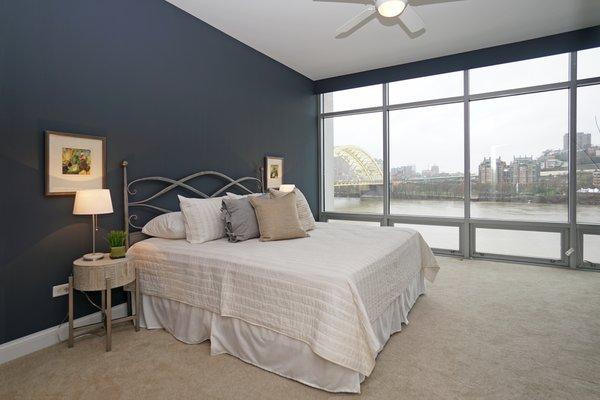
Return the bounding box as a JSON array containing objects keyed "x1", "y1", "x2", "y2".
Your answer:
[
  {"x1": 45, "y1": 130, "x2": 106, "y2": 196},
  {"x1": 264, "y1": 156, "x2": 283, "y2": 189}
]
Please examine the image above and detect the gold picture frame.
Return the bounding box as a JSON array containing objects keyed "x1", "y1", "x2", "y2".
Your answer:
[
  {"x1": 264, "y1": 156, "x2": 284, "y2": 190},
  {"x1": 45, "y1": 130, "x2": 107, "y2": 196}
]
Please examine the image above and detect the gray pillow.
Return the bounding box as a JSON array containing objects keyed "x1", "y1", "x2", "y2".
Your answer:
[{"x1": 221, "y1": 196, "x2": 265, "y2": 242}]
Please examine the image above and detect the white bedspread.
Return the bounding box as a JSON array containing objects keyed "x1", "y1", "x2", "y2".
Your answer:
[{"x1": 128, "y1": 222, "x2": 439, "y2": 376}]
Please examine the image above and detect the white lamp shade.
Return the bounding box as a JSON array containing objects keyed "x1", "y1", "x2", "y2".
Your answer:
[
  {"x1": 73, "y1": 189, "x2": 114, "y2": 215},
  {"x1": 279, "y1": 184, "x2": 296, "y2": 193}
]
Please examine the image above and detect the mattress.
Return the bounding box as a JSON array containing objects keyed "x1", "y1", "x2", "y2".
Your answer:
[{"x1": 128, "y1": 222, "x2": 439, "y2": 379}]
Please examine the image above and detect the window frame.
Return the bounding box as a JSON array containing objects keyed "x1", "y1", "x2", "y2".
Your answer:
[
  {"x1": 468, "y1": 88, "x2": 570, "y2": 223},
  {"x1": 321, "y1": 111, "x2": 384, "y2": 214},
  {"x1": 388, "y1": 101, "x2": 466, "y2": 219},
  {"x1": 579, "y1": 226, "x2": 600, "y2": 270},
  {"x1": 318, "y1": 51, "x2": 600, "y2": 268}
]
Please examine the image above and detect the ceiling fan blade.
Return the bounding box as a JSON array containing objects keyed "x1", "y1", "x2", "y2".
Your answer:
[
  {"x1": 335, "y1": 6, "x2": 376, "y2": 35},
  {"x1": 398, "y1": 4, "x2": 425, "y2": 33}
]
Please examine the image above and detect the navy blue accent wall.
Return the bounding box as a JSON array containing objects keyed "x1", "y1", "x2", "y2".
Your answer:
[
  {"x1": 0, "y1": 0, "x2": 316, "y2": 344},
  {"x1": 314, "y1": 25, "x2": 600, "y2": 93}
]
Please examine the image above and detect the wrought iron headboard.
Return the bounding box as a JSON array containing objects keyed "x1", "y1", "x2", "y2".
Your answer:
[{"x1": 122, "y1": 160, "x2": 263, "y2": 247}]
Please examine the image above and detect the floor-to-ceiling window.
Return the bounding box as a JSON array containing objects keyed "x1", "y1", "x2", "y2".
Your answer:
[
  {"x1": 576, "y1": 46, "x2": 600, "y2": 268},
  {"x1": 319, "y1": 48, "x2": 600, "y2": 268}
]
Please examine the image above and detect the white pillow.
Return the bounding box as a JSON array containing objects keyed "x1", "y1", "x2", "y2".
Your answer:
[
  {"x1": 178, "y1": 195, "x2": 226, "y2": 243},
  {"x1": 142, "y1": 212, "x2": 186, "y2": 239}
]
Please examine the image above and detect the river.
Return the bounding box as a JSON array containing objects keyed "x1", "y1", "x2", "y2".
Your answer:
[{"x1": 329, "y1": 198, "x2": 600, "y2": 264}]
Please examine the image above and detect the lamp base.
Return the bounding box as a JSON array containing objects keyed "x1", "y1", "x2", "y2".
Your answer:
[{"x1": 83, "y1": 252, "x2": 105, "y2": 261}]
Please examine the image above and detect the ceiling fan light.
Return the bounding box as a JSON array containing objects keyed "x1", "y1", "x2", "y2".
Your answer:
[{"x1": 376, "y1": 0, "x2": 406, "y2": 18}]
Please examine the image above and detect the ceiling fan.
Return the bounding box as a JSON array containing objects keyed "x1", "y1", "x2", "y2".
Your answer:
[{"x1": 334, "y1": 0, "x2": 426, "y2": 37}]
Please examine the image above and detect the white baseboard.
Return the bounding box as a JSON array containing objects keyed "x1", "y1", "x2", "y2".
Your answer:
[{"x1": 0, "y1": 303, "x2": 128, "y2": 365}]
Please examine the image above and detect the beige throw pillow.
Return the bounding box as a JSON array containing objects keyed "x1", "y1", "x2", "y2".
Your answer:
[
  {"x1": 250, "y1": 192, "x2": 309, "y2": 242},
  {"x1": 269, "y1": 188, "x2": 316, "y2": 231}
]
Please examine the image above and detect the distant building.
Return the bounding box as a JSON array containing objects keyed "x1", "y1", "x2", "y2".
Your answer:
[
  {"x1": 594, "y1": 171, "x2": 600, "y2": 188},
  {"x1": 543, "y1": 158, "x2": 565, "y2": 170},
  {"x1": 539, "y1": 148, "x2": 567, "y2": 170},
  {"x1": 421, "y1": 165, "x2": 440, "y2": 177},
  {"x1": 391, "y1": 165, "x2": 416, "y2": 180},
  {"x1": 563, "y1": 132, "x2": 592, "y2": 151},
  {"x1": 509, "y1": 156, "x2": 540, "y2": 185},
  {"x1": 586, "y1": 146, "x2": 600, "y2": 158},
  {"x1": 478, "y1": 157, "x2": 508, "y2": 185}
]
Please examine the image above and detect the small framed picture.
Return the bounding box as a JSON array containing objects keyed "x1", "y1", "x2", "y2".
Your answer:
[
  {"x1": 45, "y1": 130, "x2": 106, "y2": 196},
  {"x1": 264, "y1": 156, "x2": 283, "y2": 189}
]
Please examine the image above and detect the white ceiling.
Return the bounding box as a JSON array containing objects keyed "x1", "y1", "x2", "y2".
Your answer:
[{"x1": 165, "y1": 0, "x2": 600, "y2": 80}]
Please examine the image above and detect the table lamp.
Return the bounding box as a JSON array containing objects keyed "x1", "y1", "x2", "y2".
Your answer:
[
  {"x1": 73, "y1": 189, "x2": 114, "y2": 261},
  {"x1": 279, "y1": 184, "x2": 296, "y2": 193}
]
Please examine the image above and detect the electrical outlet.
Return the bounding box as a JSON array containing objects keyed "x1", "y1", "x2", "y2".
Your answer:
[{"x1": 52, "y1": 283, "x2": 69, "y2": 297}]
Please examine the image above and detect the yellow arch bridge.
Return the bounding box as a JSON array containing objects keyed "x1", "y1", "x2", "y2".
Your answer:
[{"x1": 334, "y1": 145, "x2": 383, "y2": 186}]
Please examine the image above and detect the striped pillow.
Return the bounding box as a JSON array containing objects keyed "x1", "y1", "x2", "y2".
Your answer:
[
  {"x1": 178, "y1": 195, "x2": 226, "y2": 243},
  {"x1": 269, "y1": 188, "x2": 316, "y2": 231}
]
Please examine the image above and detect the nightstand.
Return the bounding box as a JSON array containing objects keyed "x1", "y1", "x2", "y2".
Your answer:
[{"x1": 68, "y1": 254, "x2": 139, "y2": 351}]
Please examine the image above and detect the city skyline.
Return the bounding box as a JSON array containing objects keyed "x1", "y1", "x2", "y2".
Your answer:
[
  {"x1": 389, "y1": 131, "x2": 600, "y2": 179},
  {"x1": 332, "y1": 107, "x2": 600, "y2": 174}
]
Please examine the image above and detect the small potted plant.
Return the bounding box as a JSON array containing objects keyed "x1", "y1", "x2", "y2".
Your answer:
[{"x1": 106, "y1": 230, "x2": 127, "y2": 259}]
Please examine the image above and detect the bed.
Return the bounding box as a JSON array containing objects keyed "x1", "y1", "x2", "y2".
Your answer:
[{"x1": 122, "y1": 162, "x2": 439, "y2": 393}]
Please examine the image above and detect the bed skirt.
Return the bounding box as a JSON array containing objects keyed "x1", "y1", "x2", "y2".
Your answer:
[{"x1": 140, "y1": 270, "x2": 426, "y2": 393}]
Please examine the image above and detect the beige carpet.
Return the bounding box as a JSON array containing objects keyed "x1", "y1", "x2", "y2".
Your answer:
[{"x1": 2, "y1": 258, "x2": 599, "y2": 400}]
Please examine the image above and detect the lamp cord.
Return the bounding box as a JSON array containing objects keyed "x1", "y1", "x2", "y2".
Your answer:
[
  {"x1": 55, "y1": 312, "x2": 69, "y2": 342},
  {"x1": 83, "y1": 291, "x2": 103, "y2": 312}
]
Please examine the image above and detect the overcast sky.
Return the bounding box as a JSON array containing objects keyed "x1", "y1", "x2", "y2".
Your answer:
[{"x1": 328, "y1": 49, "x2": 600, "y2": 174}]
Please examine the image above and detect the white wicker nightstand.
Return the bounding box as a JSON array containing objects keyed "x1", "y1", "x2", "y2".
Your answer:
[{"x1": 68, "y1": 254, "x2": 139, "y2": 351}]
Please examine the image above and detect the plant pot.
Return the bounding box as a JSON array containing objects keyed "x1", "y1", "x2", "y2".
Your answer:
[{"x1": 109, "y1": 246, "x2": 126, "y2": 259}]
